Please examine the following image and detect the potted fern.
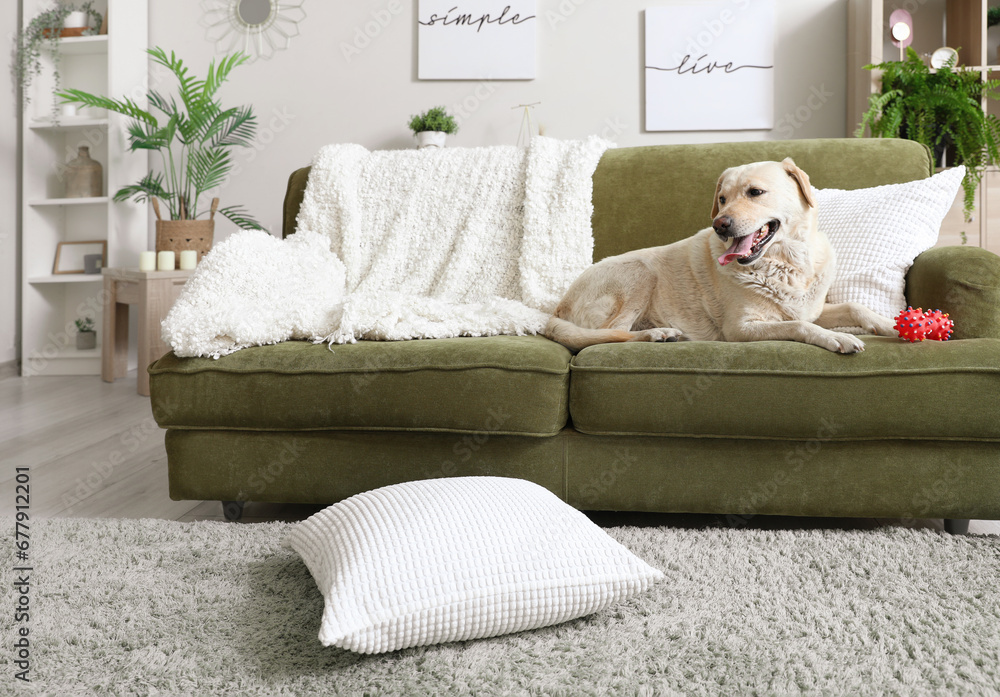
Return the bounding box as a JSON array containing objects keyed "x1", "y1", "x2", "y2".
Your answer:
[
  {"x1": 57, "y1": 47, "x2": 262, "y2": 266},
  {"x1": 408, "y1": 106, "x2": 459, "y2": 148},
  {"x1": 856, "y1": 47, "x2": 1000, "y2": 221}
]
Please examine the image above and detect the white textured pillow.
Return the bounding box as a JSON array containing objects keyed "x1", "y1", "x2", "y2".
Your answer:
[
  {"x1": 815, "y1": 166, "x2": 964, "y2": 319},
  {"x1": 284, "y1": 477, "x2": 664, "y2": 654}
]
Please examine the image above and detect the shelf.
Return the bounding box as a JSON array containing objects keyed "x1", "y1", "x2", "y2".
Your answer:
[
  {"x1": 30, "y1": 117, "x2": 109, "y2": 131},
  {"x1": 29, "y1": 274, "x2": 103, "y2": 284},
  {"x1": 44, "y1": 35, "x2": 108, "y2": 56},
  {"x1": 29, "y1": 196, "x2": 109, "y2": 206},
  {"x1": 53, "y1": 347, "x2": 101, "y2": 359}
]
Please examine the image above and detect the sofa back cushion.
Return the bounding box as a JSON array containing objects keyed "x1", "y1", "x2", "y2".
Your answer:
[{"x1": 283, "y1": 138, "x2": 932, "y2": 262}]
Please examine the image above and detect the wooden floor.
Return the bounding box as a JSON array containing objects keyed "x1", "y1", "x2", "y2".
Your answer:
[{"x1": 2, "y1": 370, "x2": 998, "y2": 534}]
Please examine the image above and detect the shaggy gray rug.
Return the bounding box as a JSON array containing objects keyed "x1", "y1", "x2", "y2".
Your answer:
[{"x1": 3, "y1": 518, "x2": 999, "y2": 696}]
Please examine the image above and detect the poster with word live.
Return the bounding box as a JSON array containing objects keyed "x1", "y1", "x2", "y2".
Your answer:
[
  {"x1": 418, "y1": 1, "x2": 537, "y2": 80},
  {"x1": 645, "y1": 1, "x2": 775, "y2": 131}
]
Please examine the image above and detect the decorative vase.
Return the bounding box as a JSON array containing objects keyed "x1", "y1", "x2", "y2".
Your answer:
[
  {"x1": 65, "y1": 146, "x2": 103, "y2": 198},
  {"x1": 76, "y1": 331, "x2": 96, "y2": 351},
  {"x1": 416, "y1": 131, "x2": 447, "y2": 149}
]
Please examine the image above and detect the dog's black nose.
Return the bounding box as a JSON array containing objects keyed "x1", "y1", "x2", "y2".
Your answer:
[{"x1": 713, "y1": 215, "x2": 733, "y2": 236}]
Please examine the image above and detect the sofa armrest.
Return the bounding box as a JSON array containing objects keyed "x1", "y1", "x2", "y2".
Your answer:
[{"x1": 905, "y1": 246, "x2": 1000, "y2": 339}]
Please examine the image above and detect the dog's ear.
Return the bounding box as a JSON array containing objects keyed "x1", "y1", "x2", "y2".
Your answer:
[
  {"x1": 711, "y1": 173, "x2": 725, "y2": 219},
  {"x1": 782, "y1": 157, "x2": 816, "y2": 208}
]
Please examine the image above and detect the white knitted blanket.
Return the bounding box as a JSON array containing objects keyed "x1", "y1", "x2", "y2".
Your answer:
[{"x1": 163, "y1": 137, "x2": 611, "y2": 358}]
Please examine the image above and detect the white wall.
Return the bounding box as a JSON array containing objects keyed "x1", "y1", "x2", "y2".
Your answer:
[
  {"x1": 1, "y1": 0, "x2": 848, "y2": 363},
  {"x1": 1, "y1": 3, "x2": 19, "y2": 367},
  {"x1": 147, "y1": 0, "x2": 848, "y2": 241}
]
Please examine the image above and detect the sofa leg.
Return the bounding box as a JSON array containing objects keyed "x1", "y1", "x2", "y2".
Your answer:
[
  {"x1": 222, "y1": 501, "x2": 245, "y2": 522},
  {"x1": 944, "y1": 518, "x2": 970, "y2": 535}
]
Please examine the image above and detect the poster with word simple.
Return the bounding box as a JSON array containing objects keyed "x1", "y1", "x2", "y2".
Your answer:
[
  {"x1": 645, "y1": 1, "x2": 775, "y2": 131},
  {"x1": 418, "y1": 1, "x2": 537, "y2": 79}
]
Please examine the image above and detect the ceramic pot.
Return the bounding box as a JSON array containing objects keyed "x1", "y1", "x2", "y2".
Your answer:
[
  {"x1": 416, "y1": 131, "x2": 447, "y2": 149},
  {"x1": 76, "y1": 331, "x2": 96, "y2": 350},
  {"x1": 65, "y1": 146, "x2": 103, "y2": 198}
]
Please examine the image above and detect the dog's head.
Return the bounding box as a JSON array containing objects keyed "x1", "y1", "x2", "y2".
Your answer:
[{"x1": 711, "y1": 158, "x2": 816, "y2": 267}]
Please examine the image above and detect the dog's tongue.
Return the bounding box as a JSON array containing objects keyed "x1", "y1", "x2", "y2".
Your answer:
[{"x1": 718, "y1": 235, "x2": 756, "y2": 266}]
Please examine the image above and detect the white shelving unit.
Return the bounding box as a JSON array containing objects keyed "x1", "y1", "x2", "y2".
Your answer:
[{"x1": 20, "y1": 0, "x2": 148, "y2": 377}]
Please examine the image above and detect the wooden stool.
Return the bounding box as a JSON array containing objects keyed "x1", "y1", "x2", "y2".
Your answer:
[{"x1": 101, "y1": 268, "x2": 193, "y2": 396}]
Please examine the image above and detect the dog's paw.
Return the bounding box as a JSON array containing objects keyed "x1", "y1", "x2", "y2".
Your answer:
[
  {"x1": 633, "y1": 327, "x2": 684, "y2": 343},
  {"x1": 824, "y1": 331, "x2": 865, "y2": 354},
  {"x1": 867, "y1": 317, "x2": 898, "y2": 337}
]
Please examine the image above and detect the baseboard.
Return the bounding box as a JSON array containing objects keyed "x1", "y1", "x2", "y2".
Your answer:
[{"x1": 0, "y1": 360, "x2": 18, "y2": 381}]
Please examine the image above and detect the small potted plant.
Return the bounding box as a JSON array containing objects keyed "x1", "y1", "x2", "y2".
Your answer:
[
  {"x1": 75, "y1": 316, "x2": 96, "y2": 350},
  {"x1": 15, "y1": 1, "x2": 102, "y2": 116},
  {"x1": 408, "y1": 106, "x2": 459, "y2": 149}
]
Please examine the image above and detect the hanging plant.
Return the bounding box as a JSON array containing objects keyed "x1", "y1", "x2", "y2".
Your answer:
[
  {"x1": 14, "y1": 2, "x2": 103, "y2": 116},
  {"x1": 856, "y1": 47, "x2": 1000, "y2": 221}
]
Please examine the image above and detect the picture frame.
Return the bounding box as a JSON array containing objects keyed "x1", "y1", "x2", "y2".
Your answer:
[
  {"x1": 644, "y1": 1, "x2": 775, "y2": 131},
  {"x1": 53, "y1": 240, "x2": 107, "y2": 275},
  {"x1": 418, "y1": 0, "x2": 537, "y2": 80}
]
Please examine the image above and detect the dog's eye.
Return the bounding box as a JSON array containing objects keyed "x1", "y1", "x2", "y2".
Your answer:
[
  {"x1": 718, "y1": 196, "x2": 726, "y2": 205},
  {"x1": 748, "y1": 188, "x2": 765, "y2": 197}
]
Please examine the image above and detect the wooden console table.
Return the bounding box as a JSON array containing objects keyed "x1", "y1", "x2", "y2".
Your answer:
[{"x1": 101, "y1": 267, "x2": 193, "y2": 396}]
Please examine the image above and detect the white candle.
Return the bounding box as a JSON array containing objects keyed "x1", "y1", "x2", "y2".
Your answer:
[
  {"x1": 179, "y1": 250, "x2": 198, "y2": 270},
  {"x1": 156, "y1": 251, "x2": 175, "y2": 271},
  {"x1": 139, "y1": 251, "x2": 156, "y2": 271},
  {"x1": 61, "y1": 104, "x2": 77, "y2": 118}
]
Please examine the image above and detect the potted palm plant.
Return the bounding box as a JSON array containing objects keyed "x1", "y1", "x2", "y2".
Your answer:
[
  {"x1": 856, "y1": 47, "x2": 1000, "y2": 221},
  {"x1": 57, "y1": 47, "x2": 262, "y2": 266},
  {"x1": 408, "y1": 106, "x2": 459, "y2": 148}
]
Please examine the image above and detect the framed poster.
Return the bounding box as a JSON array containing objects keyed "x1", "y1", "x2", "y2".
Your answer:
[
  {"x1": 645, "y1": 1, "x2": 775, "y2": 131},
  {"x1": 53, "y1": 240, "x2": 107, "y2": 275},
  {"x1": 418, "y1": 1, "x2": 537, "y2": 80}
]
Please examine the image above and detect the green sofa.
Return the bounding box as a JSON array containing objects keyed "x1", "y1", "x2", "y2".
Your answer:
[{"x1": 149, "y1": 138, "x2": 1000, "y2": 530}]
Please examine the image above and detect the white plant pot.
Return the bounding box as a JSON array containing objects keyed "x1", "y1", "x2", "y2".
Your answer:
[
  {"x1": 64, "y1": 11, "x2": 88, "y2": 28},
  {"x1": 416, "y1": 131, "x2": 447, "y2": 149}
]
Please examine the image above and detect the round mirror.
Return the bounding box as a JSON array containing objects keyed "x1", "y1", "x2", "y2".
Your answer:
[
  {"x1": 202, "y1": 0, "x2": 305, "y2": 62},
  {"x1": 890, "y1": 21, "x2": 911, "y2": 43},
  {"x1": 238, "y1": 0, "x2": 271, "y2": 26}
]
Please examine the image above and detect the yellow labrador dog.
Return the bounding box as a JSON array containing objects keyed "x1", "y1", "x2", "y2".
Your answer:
[{"x1": 544, "y1": 158, "x2": 896, "y2": 354}]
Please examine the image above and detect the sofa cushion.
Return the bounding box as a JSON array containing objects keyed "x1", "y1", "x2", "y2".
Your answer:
[
  {"x1": 149, "y1": 335, "x2": 571, "y2": 436},
  {"x1": 568, "y1": 337, "x2": 1000, "y2": 440}
]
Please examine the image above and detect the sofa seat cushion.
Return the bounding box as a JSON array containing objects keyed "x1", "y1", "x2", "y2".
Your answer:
[
  {"x1": 568, "y1": 336, "x2": 1000, "y2": 440},
  {"x1": 149, "y1": 335, "x2": 571, "y2": 436}
]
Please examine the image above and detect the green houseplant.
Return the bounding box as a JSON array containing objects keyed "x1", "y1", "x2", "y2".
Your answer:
[
  {"x1": 74, "y1": 316, "x2": 95, "y2": 350},
  {"x1": 15, "y1": 1, "x2": 102, "y2": 114},
  {"x1": 408, "y1": 106, "x2": 459, "y2": 148},
  {"x1": 855, "y1": 47, "x2": 1000, "y2": 221},
  {"x1": 57, "y1": 47, "x2": 262, "y2": 240}
]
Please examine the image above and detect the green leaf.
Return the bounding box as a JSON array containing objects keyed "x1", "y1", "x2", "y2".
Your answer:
[
  {"x1": 187, "y1": 147, "x2": 231, "y2": 194},
  {"x1": 56, "y1": 89, "x2": 157, "y2": 126},
  {"x1": 113, "y1": 172, "x2": 172, "y2": 204},
  {"x1": 216, "y1": 204, "x2": 263, "y2": 230},
  {"x1": 204, "y1": 105, "x2": 258, "y2": 148}
]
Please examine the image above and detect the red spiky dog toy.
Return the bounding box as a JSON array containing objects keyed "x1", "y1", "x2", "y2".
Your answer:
[{"x1": 893, "y1": 306, "x2": 954, "y2": 342}]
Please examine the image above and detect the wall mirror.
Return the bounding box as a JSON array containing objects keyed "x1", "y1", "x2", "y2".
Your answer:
[{"x1": 201, "y1": 0, "x2": 306, "y2": 61}]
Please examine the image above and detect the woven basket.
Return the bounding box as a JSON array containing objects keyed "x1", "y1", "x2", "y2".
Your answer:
[{"x1": 155, "y1": 219, "x2": 215, "y2": 269}]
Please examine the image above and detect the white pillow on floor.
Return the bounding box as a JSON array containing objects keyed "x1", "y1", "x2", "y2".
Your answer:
[
  {"x1": 815, "y1": 166, "x2": 964, "y2": 319},
  {"x1": 284, "y1": 476, "x2": 664, "y2": 654}
]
